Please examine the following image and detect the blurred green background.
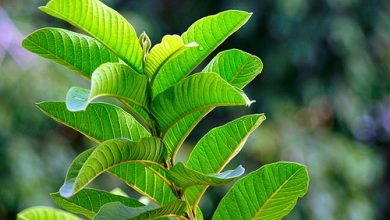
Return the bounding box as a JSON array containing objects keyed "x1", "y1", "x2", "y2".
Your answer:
[{"x1": 0, "y1": 0, "x2": 389, "y2": 219}]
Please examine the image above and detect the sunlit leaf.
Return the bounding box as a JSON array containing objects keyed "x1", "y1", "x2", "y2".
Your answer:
[
  {"x1": 203, "y1": 49, "x2": 263, "y2": 89},
  {"x1": 60, "y1": 138, "x2": 166, "y2": 197},
  {"x1": 17, "y1": 207, "x2": 81, "y2": 220},
  {"x1": 51, "y1": 188, "x2": 144, "y2": 218},
  {"x1": 152, "y1": 10, "x2": 252, "y2": 97},
  {"x1": 22, "y1": 27, "x2": 119, "y2": 79},
  {"x1": 212, "y1": 162, "x2": 309, "y2": 220},
  {"x1": 167, "y1": 163, "x2": 244, "y2": 189},
  {"x1": 145, "y1": 35, "x2": 197, "y2": 79},
  {"x1": 152, "y1": 72, "x2": 253, "y2": 132},
  {"x1": 37, "y1": 102, "x2": 150, "y2": 143},
  {"x1": 185, "y1": 114, "x2": 265, "y2": 206},
  {"x1": 40, "y1": 0, "x2": 143, "y2": 73},
  {"x1": 65, "y1": 63, "x2": 149, "y2": 112}
]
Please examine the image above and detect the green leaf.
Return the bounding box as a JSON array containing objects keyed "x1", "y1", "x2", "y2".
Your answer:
[
  {"x1": 163, "y1": 50, "x2": 262, "y2": 158},
  {"x1": 167, "y1": 163, "x2": 244, "y2": 189},
  {"x1": 152, "y1": 10, "x2": 252, "y2": 97},
  {"x1": 17, "y1": 207, "x2": 81, "y2": 220},
  {"x1": 145, "y1": 35, "x2": 197, "y2": 79},
  {"x1": 37, "y1": 102, "x2": 150, "y2": 143},
  {"x1": 152, "y1": 72, "x2": 252, "y2": 132},
  {"x1": 40, "y1": 0, "x2": 143, "y2": 73},
  {"x1": 185, "y1": 114, "x2": 266, "y2": 206},
  {"x1": 203, "y1": 49, "x2": 263, "y2": 89},
  {"x1": 93, "y1": 200, "x2": 186, "y2": 220},
  {"x1": 109, "y1": 162, "x2": 177, "y2": 206},
  {"x1": 60, "y1": 137, "x2": 166, "y2": 197},
  {"x1": 212, "y1": 162, "x2": 309, "y2": 220},
  {"x1": 58, "y1": 142, "x2": 176, "y2": 206},
  {"x1": 65, "y1": 63, "x2": 149, "y2": 112},
  {"x1": 22, "y1": 27, "x2": 119, "y2": 79},
  {"x1": 51, "y1": 188, "x2": 144, "y2": 218}
]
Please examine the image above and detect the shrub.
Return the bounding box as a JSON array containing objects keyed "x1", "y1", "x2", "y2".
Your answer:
[{"x1": 18, "y1": 0, "x2": 309, "y2": 219}]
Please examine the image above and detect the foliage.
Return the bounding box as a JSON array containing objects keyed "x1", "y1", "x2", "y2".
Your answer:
[{"x1": 18, "y1": 0, "x2": 309, "y2": 219}]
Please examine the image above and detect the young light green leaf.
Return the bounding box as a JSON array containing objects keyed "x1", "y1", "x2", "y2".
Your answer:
[
  {"x1": 139, "y1": 32, "x2": 151, "y2": 61},
  {"x1": 152, "y1": 10, "x2": 252, "y2": 97},
  {"x1": 167, "y1": 163, "x2": 244, "y2": 189},
  {"x1": 109, "y1": 162, "x2": 177, "y2": 206},
  {"x1": 203, "y1": 49, "x2": 263, "y2": 89},
  {"x1": 17, "y1": 207, "x2": 81, "y2": 220},
  {"x1": 40, "y1": 0, "x2": 144, "y2": 73},
  {"x1": 185, "y1": 114, "x2": 266, "y2": 206},
  {"x1": 212, "y1": 162, "x2": 309, "y2": 220},
  {"x1": 152, "y1": 72, "x2": 253, "y2": 132},
  {"x1": 93, "y1": 200, "x2": 186, "y2": 220},
  {"x1": 51, "y1": 188, "x2": 144, "y2": 218},
  {"x1": 37, "y1": 102, "x2": 150, "y2": 143},
  {"x1": 65, "y1": 63, "x2": 149, "y2": 112},
  {"x1": 163, "y1": 50, "x2": 262, "y2": 159},
  {"x1": 22, "y1": 27, "x2": 119, "y2": 79},
  {"x1": 145, "y1": 35, "x2": 197, "y2": 79},
  {"x1": 60, "y1": 138, "x2": 166, "y2": 198}
]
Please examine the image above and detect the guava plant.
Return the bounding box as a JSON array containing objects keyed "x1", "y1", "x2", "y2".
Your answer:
[{"x1": 18, "y1": 0, "x2": 309, "y2": 219}]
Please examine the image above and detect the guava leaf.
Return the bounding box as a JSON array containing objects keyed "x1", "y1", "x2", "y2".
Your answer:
[
  {"x1": 65, "y1": 63, "x2": 149, "y2": 112},
  {"x1": 40, "y1": 0, "x2": 143, "y2": 73},
  {"x1": 60, "y1": 138, "x2": 166, "y2": 198},
  {"x1": 37, "y1": 102, "x2": 150, "y2": 143},
  {"x1": 22, "y1": 27, "x2": 118, "y2": 79},
  {"x1": 167, "y1": 163, "x2": 244, "y2": 189},
  {"x1": 51, "y1": 188, "x2": 144, "y2": 218},
  {"x1": 145, "y1": 35, "x2": 197, "y2": 79},
  {"x1": 212, "y1": 162, "x2": 309, "y2": 220},
  {"x1": 93, "y1": 200, "x2": 185, "y2": 220},
  {"x1": 17, "y1": 207, "x2": 81, "y2": 220}
]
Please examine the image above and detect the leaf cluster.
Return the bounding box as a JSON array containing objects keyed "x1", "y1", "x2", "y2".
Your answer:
[{"x1": 18, "y1": 0, "x2": 309, "y2": 219}]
